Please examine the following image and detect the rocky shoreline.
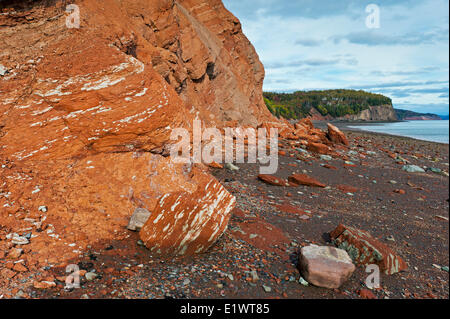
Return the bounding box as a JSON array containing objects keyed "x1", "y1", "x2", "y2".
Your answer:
[
  {"x1": 314, "y1": 120, "x2": 449, "y2": 146},
  {"x1": 0, "y1": 0, "x2": 448, "y2": 301},
  {"x1": 1, "y1": 127, "x2": 448, "y2": 299}
]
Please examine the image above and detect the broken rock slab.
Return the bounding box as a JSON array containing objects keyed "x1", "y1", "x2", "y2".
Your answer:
[
  {"x1": 327, "y1": 123, "x2": 349, "y2": 146},
  {"x1": 288, "y1": 174, "x2": 326, "y2": 188},
  {"x1": 127, "y1": 208, "x2": 151, "y2": 231},
  {"x1": 330, "y1": 224, "x2": 408, "y2": 275},
  {"x1": 257, "y1": 174, "x2": 289, "y2": 187},
  {"x1": 298, "y1": 245, "x2": 355, "y2": 289}
]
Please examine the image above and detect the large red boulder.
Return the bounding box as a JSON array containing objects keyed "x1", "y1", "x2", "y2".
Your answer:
[{"x1": 139, "y1": 171, "x2": 236, "y2": 256}]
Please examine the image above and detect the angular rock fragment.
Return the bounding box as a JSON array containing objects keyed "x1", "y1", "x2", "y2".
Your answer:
[
  {"x1": 258, "y1": 174, "x2": 289, "y2": 186},
  {"x1": 307, "y1": 142, "x2": 331, "y2": 155},
  {"x1": 225, "y1": 163, "x2": 240, "y2": 171},
  {"x1": 288, "y1": 174, "x2": 326, "y2": 188},
  {"x1": 298, "y1": 245, "x2": 355, "y2": 289},
  {"x1": 127, "y1": 208, "x2": 151, "y2": 231},
  {"x1": 330, "y1": 224, "x2": 408, "y2": 275},
  {"x1": 33, "y1": 281, "x2": 56, "y2": 289},
  {"x1": 327, "y1": 123, "x2": 349, "y2": 146}
]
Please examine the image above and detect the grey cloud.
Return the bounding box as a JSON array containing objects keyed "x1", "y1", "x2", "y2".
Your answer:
[
  {"x1": 265, "y1": 57, "x2": 357, "y2": 69},
  {"x1": 331, "y1": 29, "x2": 448, "y2": 46},
  {"x1": 295, "y1": 38, "x2": 322, "y2": 47},
  {"x1": 393, "y1": 103, "x2": 450, "y2": 114},
  {"x1": 223, "y1": 0, "x2": 424, "y2": 19},
  {"x1": 351, "y1": 80, "x2": 448, "y2": 90},
  {"x1": 370, "y1": 67, "x2": 443, "y2": 77}
]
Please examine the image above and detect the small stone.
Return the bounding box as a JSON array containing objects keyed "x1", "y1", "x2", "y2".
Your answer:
[
  {"x1": 427, "y1": 167, "x2": 442, "y2": 174},
  {"x1": 85, "y1": 272, "x2": 98, "y2": 281},
  {"x1": 298, "y1": 277, "x2": 309, "y2": 286},
  {"x1": 320, "y1": 155, "x2": 332, "y2": 161},
  {"x1": 0, "y1": 268, "x2": 17, "y2": 279},
  {"x1": 0, "y1": 64, "x2": 8, "y2": 76},
  {"x1": 11, "y1": 235, "x2": 29, "y2": 245},
  {"x1": 13, "y1": 262, "x2": 28, "y2": 272},
  {"x1": 386, "y1": 235, "x2": 395, "y2": 242},
  {"x1": 262, "y1": 285, "x2": 272, "y2": 293},
  {"x1": 402, "y1": 165, "x2": 425, "y2": 173},
  {"x1": 7, "y1": 248, "x2": 23, "y2": 259},
  {"x1": 127, "y1": 208, "x2": 151, "y2": 231},
  {"x1": 38, "y1": 206, "x2": 48, "y2": 213},
  {"x1": 250, "y1": 270, "x2": 259, "y2": 282},
  {"x1": 224, "y1": 163, "x2": 239, "y2": 171},
  {"x1": 358, "y1": 288, "x2": 377, "y2": 299},
  {"x1": 33, "y1": 281, "x2": 56, "y2": 289},
  {"x1": 432, "y1": 264, "x2": 441, "y2": 270}
]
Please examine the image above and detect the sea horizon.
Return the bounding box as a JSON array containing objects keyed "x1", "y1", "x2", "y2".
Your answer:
[{"x1": 348, "y1": 120, "x2": 449, "y2": 144}]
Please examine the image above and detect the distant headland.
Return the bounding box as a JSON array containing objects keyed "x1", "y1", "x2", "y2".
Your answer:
[{"x1": 263, "y1": 89, "x2": 446, "y2": 122}]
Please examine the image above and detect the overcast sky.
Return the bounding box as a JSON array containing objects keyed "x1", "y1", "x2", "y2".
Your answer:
[{"x1": 222, "y1": 0, "x2": 449, "y2": 115}]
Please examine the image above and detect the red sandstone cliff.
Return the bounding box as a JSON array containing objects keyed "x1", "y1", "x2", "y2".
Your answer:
[{"x1": 0, "y1": 0, "x2": 275, "y2": 261}]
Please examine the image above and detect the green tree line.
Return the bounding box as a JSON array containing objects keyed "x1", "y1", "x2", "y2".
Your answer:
[{"x1": 263, "y1": 89, "x2": 392, "y2": 119}]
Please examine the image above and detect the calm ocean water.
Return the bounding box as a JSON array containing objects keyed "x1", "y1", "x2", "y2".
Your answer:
[{"x1": 348, "y1": 120, "x2": 449, "y2": 144}]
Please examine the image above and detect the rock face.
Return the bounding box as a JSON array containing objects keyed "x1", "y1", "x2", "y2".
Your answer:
[
  {"x1": 0, "y1": 0, "x2": 271, "y2": 260},
  {"x1": 338, "y1": 105, "x2": 398, "y2": 122},
  {"x1": 298, "y1": 245, "x2": 355, "y2": 289},
  {"x1": 0, "y1": 0, "x2": 272, "y2": 129},
  {"x1": 330, "y1": 224, "x2": 408, "y2": 275}
]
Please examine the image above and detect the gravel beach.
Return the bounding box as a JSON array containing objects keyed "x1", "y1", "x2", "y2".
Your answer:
[{"x1": 3, "y1": 129, "x2": 446, "y2": 300}]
